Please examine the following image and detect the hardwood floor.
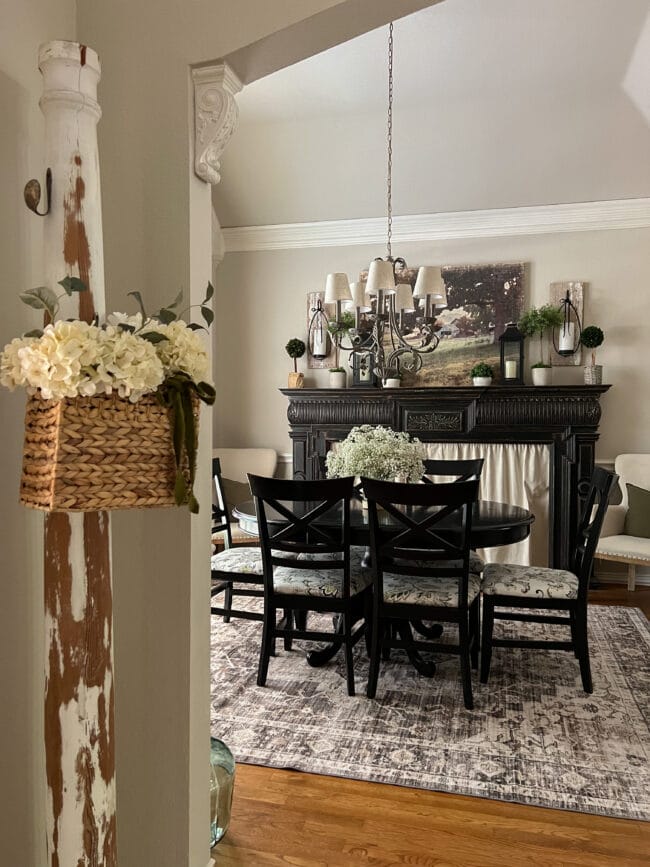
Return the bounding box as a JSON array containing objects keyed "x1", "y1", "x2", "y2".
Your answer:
[{"x1": 214, "y1": 584, "x2": 650, "y2": 866}]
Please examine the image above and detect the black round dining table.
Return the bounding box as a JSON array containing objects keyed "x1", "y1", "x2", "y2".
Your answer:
[{"x1": 233, "y1": 497, "x2": 534, "y2": 549}]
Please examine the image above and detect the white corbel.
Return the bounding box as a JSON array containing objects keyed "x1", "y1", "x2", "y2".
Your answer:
[{"x1": 192, "y1": 62, "x2": 242, "y2": 185}]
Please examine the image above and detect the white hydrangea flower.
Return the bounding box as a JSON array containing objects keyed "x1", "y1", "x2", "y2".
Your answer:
[
  {"x1": 145, "y1": 319, "x2": 210, "y2": 383},
  {"x1": 0, "y1": 335, "x2": 38, "y2": 390},
  {"x1": 106, "y1": 311, "x2": 144, "y2": 330},
  {"x1": 96, "y1": 326, "x2": 164, "y2": 401},
  {"x1": 326, "y1": 424, "x2": 424, "y2": 482}
]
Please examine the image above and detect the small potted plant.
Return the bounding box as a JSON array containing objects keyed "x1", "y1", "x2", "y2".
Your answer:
[
  {"x1": 580, "y1": 325, "x2": 604, "y2": 385},
  {"x1": 327, "y1": 311, "x2": 355, "y2": 388},
  {"x1": 518, "y1": 305, "x2": 564, "y2": 386},
  {"x1": 470, "y1": 362, "x2": 493, "y2": 387},
  {"x1": 285, "y1": 338, "x2": 306, "y2": 388},
  {"x1": 382, "y1": 368, "x2": 402, "y2": 389}
]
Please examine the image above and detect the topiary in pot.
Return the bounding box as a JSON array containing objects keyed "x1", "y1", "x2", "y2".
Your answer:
[
  {"x1": 470, "y1": 362, "x2": 493, "y2": 386},
  {"x1": 285, "y1": 337, "x2": 306, "y2": 388},
  {"x1": 580, "y1": 325, "x2": 604, "y2": 384}
]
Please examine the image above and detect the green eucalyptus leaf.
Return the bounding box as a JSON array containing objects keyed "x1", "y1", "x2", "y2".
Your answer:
[
  {"x1": 117, "y1": 323, "x2": 136, "y2": 333},
  {"x1": 158, "y1": 308, "x2": 176, "y2": 325},
  {"x1": 19, "y1": 286, "x2": 58, "y2": 319},
  {"x1": 58, "y1": 276, "x2": 87, "y2": 295},
  {"x1": 168, "y1": 290, "x2": 183, "y2": 310},
  {"x1": 187, "y1": 323, "x2": 206, "y2": 332},
  {"x1": 23, "y1": 329, "x2": 44, "y2": 338},
  {"x1": 127, "y1": 290, "x2": 147, "y2": 319},
  {"x1": 204, "y1": 281, "x2": 214, "y2": 303},
  {"x1": 140, "y1": 331, "x2": 168, "y2": 344},
  {"x1": 200, "y1": 305, "x2": 214, "y2": 327}
]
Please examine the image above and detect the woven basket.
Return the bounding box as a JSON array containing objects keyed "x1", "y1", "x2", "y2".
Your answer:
[{"x1": 20, "y1": 392, "x2": 198, "y2": 511}]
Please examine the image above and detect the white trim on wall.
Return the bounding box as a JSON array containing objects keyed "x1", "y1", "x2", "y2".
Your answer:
[{"x1": 222, "y1": 198, "x2": 650, "y2": 252}]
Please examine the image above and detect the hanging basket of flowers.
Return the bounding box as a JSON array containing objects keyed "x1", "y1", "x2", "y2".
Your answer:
[{"x1": 1, "y1": 279, "x2": 216, "y2": 513}]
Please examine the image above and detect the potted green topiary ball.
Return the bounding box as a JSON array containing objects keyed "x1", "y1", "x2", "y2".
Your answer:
[
  {"x1": 580, "y1": 325, "x2": 604, "y2": 385},
  {"x1": 470, "y1": 362, "x2": 493, "y2": 387}
]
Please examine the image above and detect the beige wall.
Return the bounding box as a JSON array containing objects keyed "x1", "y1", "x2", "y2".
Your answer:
[
  {"x1": 214, "y1": 227, "x2": 650, "y2": 462},
  {"x1": 0, "y1": 1, "x2": 76, "y2": 863}
]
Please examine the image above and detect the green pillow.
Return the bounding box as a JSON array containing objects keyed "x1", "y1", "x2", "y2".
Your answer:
[
  {"x1": 623, "y1": 483, "x2": 650, "y2": 539},
  {"x1": 220, "y1": 477, "x2": 251, "y2": 510}
]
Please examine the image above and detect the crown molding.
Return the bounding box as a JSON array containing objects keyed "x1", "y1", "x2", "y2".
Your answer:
[{"x1": 222, "y1": 198, "x2": 650, "y2": 252}]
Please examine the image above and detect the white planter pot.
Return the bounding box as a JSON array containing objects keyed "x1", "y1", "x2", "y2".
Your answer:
[
  {"x1": 472, "y1": 376, "x2": 492, "y2": 387},
  {"x1": 329, "y1": 370, "x2": 347, "y2": 388},
  {"x1": 383, "y1": 378, "x2": 401, "y2": 388},
  {"x1": 531, "y1": 366, "x2": 552, "y2": 386}
]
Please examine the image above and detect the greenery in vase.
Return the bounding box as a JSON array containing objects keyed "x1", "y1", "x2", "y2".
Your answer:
[
  {"x1": 518, "y1": 304, "x2": 564, "y2": 366},
  {"x1": 470, "y1": 362, "x2": 493, "y2": 379},
  {"x1": 580, "y1": 325, "x2": 604, "y2": 366},
  {"x1": 326, "y1": 424, "x2": 424, "y2": 482},
  {"x1": 330, "y1": 367, "x2": 346, "y2": 374},
  {"x1": 0, "y1": 278, "x2": 216, "y2": 512},
  {"x1": 285, "y1": 338, "x2": 306, "y2": 373},
  {"x1": 531, "y1": 361, "x2": 552, "y2": 369},
  {"x1": 327, "y1": 311, "x2": 355, "y2": 370}
]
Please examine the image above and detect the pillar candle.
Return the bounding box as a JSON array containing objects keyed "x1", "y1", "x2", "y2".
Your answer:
[
  {"x1": 559, "y1": 322, "x2": 574, "y2": 352},
  {"x1": 505, "y1": 359, "x2": 517, "y2": 379}
]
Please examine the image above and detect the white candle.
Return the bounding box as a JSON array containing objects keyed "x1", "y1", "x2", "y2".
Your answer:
[
  {"x1": 559, "y1": 322, "x2": 574, "y2": 352},
  {"x1": 312, "y1": 323, "x2": 327, "y2": 357},
  {"x1": 505, "y1": 359, "x2": 517, "y2": 379}
]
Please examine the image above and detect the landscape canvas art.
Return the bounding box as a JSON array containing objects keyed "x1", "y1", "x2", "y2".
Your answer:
[{"x1": 401, "y1": 262, "x2": 526, "y2": 386}]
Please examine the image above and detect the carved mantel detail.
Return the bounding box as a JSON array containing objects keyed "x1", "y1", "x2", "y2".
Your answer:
[{"x1": 192, "y1": 62, "x2": 242, "y2": 185}]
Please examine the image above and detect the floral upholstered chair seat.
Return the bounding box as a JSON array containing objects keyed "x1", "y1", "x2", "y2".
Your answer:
[
  {"x1": 481, "y1": 563, "x2": 579, "y2": 599},
  {"x1": 381, "y1": 571, "x2": 481, "y2": 607},
  {"x1": 391, "y1": 551, "x2": 484, "y2": 576},
  {"x1": 274, "y1": 546, "x2": 372, "y2": 598},
  {"x1": 211, "y1": 546, "x2": 297, "y2": 576}
]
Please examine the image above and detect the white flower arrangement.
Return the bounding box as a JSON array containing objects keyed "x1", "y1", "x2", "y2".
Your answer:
[
  {"x1": 0, "y1": 278, "x2": 216, "y2": 512},
  {"x1": 0, "y1": 279, "x2": 214, "y2": 402},
  {"x1": 326, "y1": 424, "x2": 425, "y2": 482}
]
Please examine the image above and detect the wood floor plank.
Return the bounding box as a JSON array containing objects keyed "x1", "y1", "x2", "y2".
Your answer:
[{"x1": 214, "y1": 587, "x2": 650, "y2": 865}]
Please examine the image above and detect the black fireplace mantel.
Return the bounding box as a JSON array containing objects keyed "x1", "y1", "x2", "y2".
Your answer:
[{"x1": 281, "y1": 385, "x2": 611, "y2": 569}]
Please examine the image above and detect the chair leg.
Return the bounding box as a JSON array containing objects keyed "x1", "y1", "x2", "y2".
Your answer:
[
  {"x1": 575, "y1": 608, "x2": 593, "y2": 694},
  {"x1": 367, "y1": 618, "x2": 383, "y2": 699},
  {"x1": 480, "y1": 597, "x2": 495, "y2": 684},
  {"x1": 458, "y1": 615, "x2": 474, "y2": 710},
  {"x1": 381, "y1": 623, "x2": 392, "y2": 661},
  {"x1": 342, "y1": 614, "x2": 355, "y2": 697},
  {"x1": 628, "y1": 563, "x2": 636, "y2": 592},
  {"x1": 283, "y1": 610, "x2": 294, "y2": 652},
  {"x1": 223, "y1": 582, "x2": 233, "y2": 623},
  {"x1": 363, "y1": 591, "x2": 373, "y2": 657},
  {"x1": 569, "y1": 609, "x2": 579, "y2": 658},
  {"x1": 257, "y1": 605, "x2": 275, "y2": 687},
  {"x1": 470, "y1": 597, "x2": 480, "y2": 671}
]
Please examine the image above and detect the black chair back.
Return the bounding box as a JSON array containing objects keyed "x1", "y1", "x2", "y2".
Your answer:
[
  {"x1": 361, "y1": 476, "x2": 479, "y2": 606},
  {"x1": 573, "y1": 466, "x2": 618, "y2": 590},
  {"x1": 422, "y1": 457, "x2": 484, "y2": 483},
  {"x1": 248, "y1": 474, "x2": 355, "y2": 596},
  {"x1": 212, "y1": 457, "x2": 233, "y2": 547}
]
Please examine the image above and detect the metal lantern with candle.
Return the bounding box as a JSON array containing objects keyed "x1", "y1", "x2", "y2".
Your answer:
[
  {"x1": 553, "y1": 288, "x2": 582, "y2": 358},
  {"x1": 499, "y1": 322, "x2": 525, "y2": 385},
  {"x1": 308, "y1": 297, "x2": 331, "y2": 361}
]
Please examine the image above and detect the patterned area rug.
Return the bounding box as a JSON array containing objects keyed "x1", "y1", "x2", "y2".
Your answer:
[{"x1": 210, "y1": 603, "x2": 650, "y2": 820}]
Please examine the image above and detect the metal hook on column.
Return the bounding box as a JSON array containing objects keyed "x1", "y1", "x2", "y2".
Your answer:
[{"x1": 24, "y1": 168, "x2": 52, "y2": 216}]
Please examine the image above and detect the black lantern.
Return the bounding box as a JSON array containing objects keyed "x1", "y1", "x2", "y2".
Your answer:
[
  {"x1": 499, "y1": 322, "x2": 524, "y2": 385},
  {"x1": 351, "y1": 350, "x2": 378, "y2": 387}
]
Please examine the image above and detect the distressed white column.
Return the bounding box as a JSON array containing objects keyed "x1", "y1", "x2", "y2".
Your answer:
[{"x1": 37, "y1": 41, "x2": 116, "y2": 867}]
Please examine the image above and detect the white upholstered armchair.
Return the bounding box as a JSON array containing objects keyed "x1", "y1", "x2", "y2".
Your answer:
[{"x1": 594, "y1": 454, "x2": 650, "y2": 590}]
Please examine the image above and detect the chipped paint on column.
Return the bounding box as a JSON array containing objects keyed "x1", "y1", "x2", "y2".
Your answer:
[{"x1": 38, "y1": 42, "x2": 116, "y2": 866}]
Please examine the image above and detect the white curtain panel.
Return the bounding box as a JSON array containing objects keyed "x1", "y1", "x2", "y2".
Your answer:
[{"x1": 424, "y1": 442, "x2": 550, "y2": 567}]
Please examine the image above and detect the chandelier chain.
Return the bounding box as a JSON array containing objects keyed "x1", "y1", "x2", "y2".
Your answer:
[{"x1": 386, "y1": 21, "x2": 394, "y2": 260}]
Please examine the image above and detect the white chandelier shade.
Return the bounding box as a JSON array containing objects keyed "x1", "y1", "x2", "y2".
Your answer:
[
  {"x1": 366, "y1": 259, "x2": 396, "y2": 295},
  {"x1": 346, "y1": 281, "x2": 372, "y2": 312},
  {"x1": 324, "y1": 272, "x2": 352, "y2": 304},
  {"x1": 395, "y1": 282, "x2": 415, "y2": 312}
]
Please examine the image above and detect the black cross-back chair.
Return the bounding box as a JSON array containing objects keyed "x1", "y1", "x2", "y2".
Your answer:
[
  {"x1": 249, "y1": 474, "x2": 372, "y2": 697},
  {"x1": 480, "y1": 466, "x2": 618, "y2": 693},
  {"x1": 211, "y1": 457, "x2": 265, "y2": 624},
  {"x1": 362, "y1": 476, "x2": 481, "y2": 710},
  {"x1": 422, "y1": 457, "x2": 485, "y2": 483}
]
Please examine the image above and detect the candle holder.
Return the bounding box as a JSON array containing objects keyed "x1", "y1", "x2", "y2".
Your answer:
[
  {"x1": 498, "y1": 322, "x2": 524, "y2": 385},
  {"x1": 553, "y1": 289, "x2": 582, "y2": 357}
]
